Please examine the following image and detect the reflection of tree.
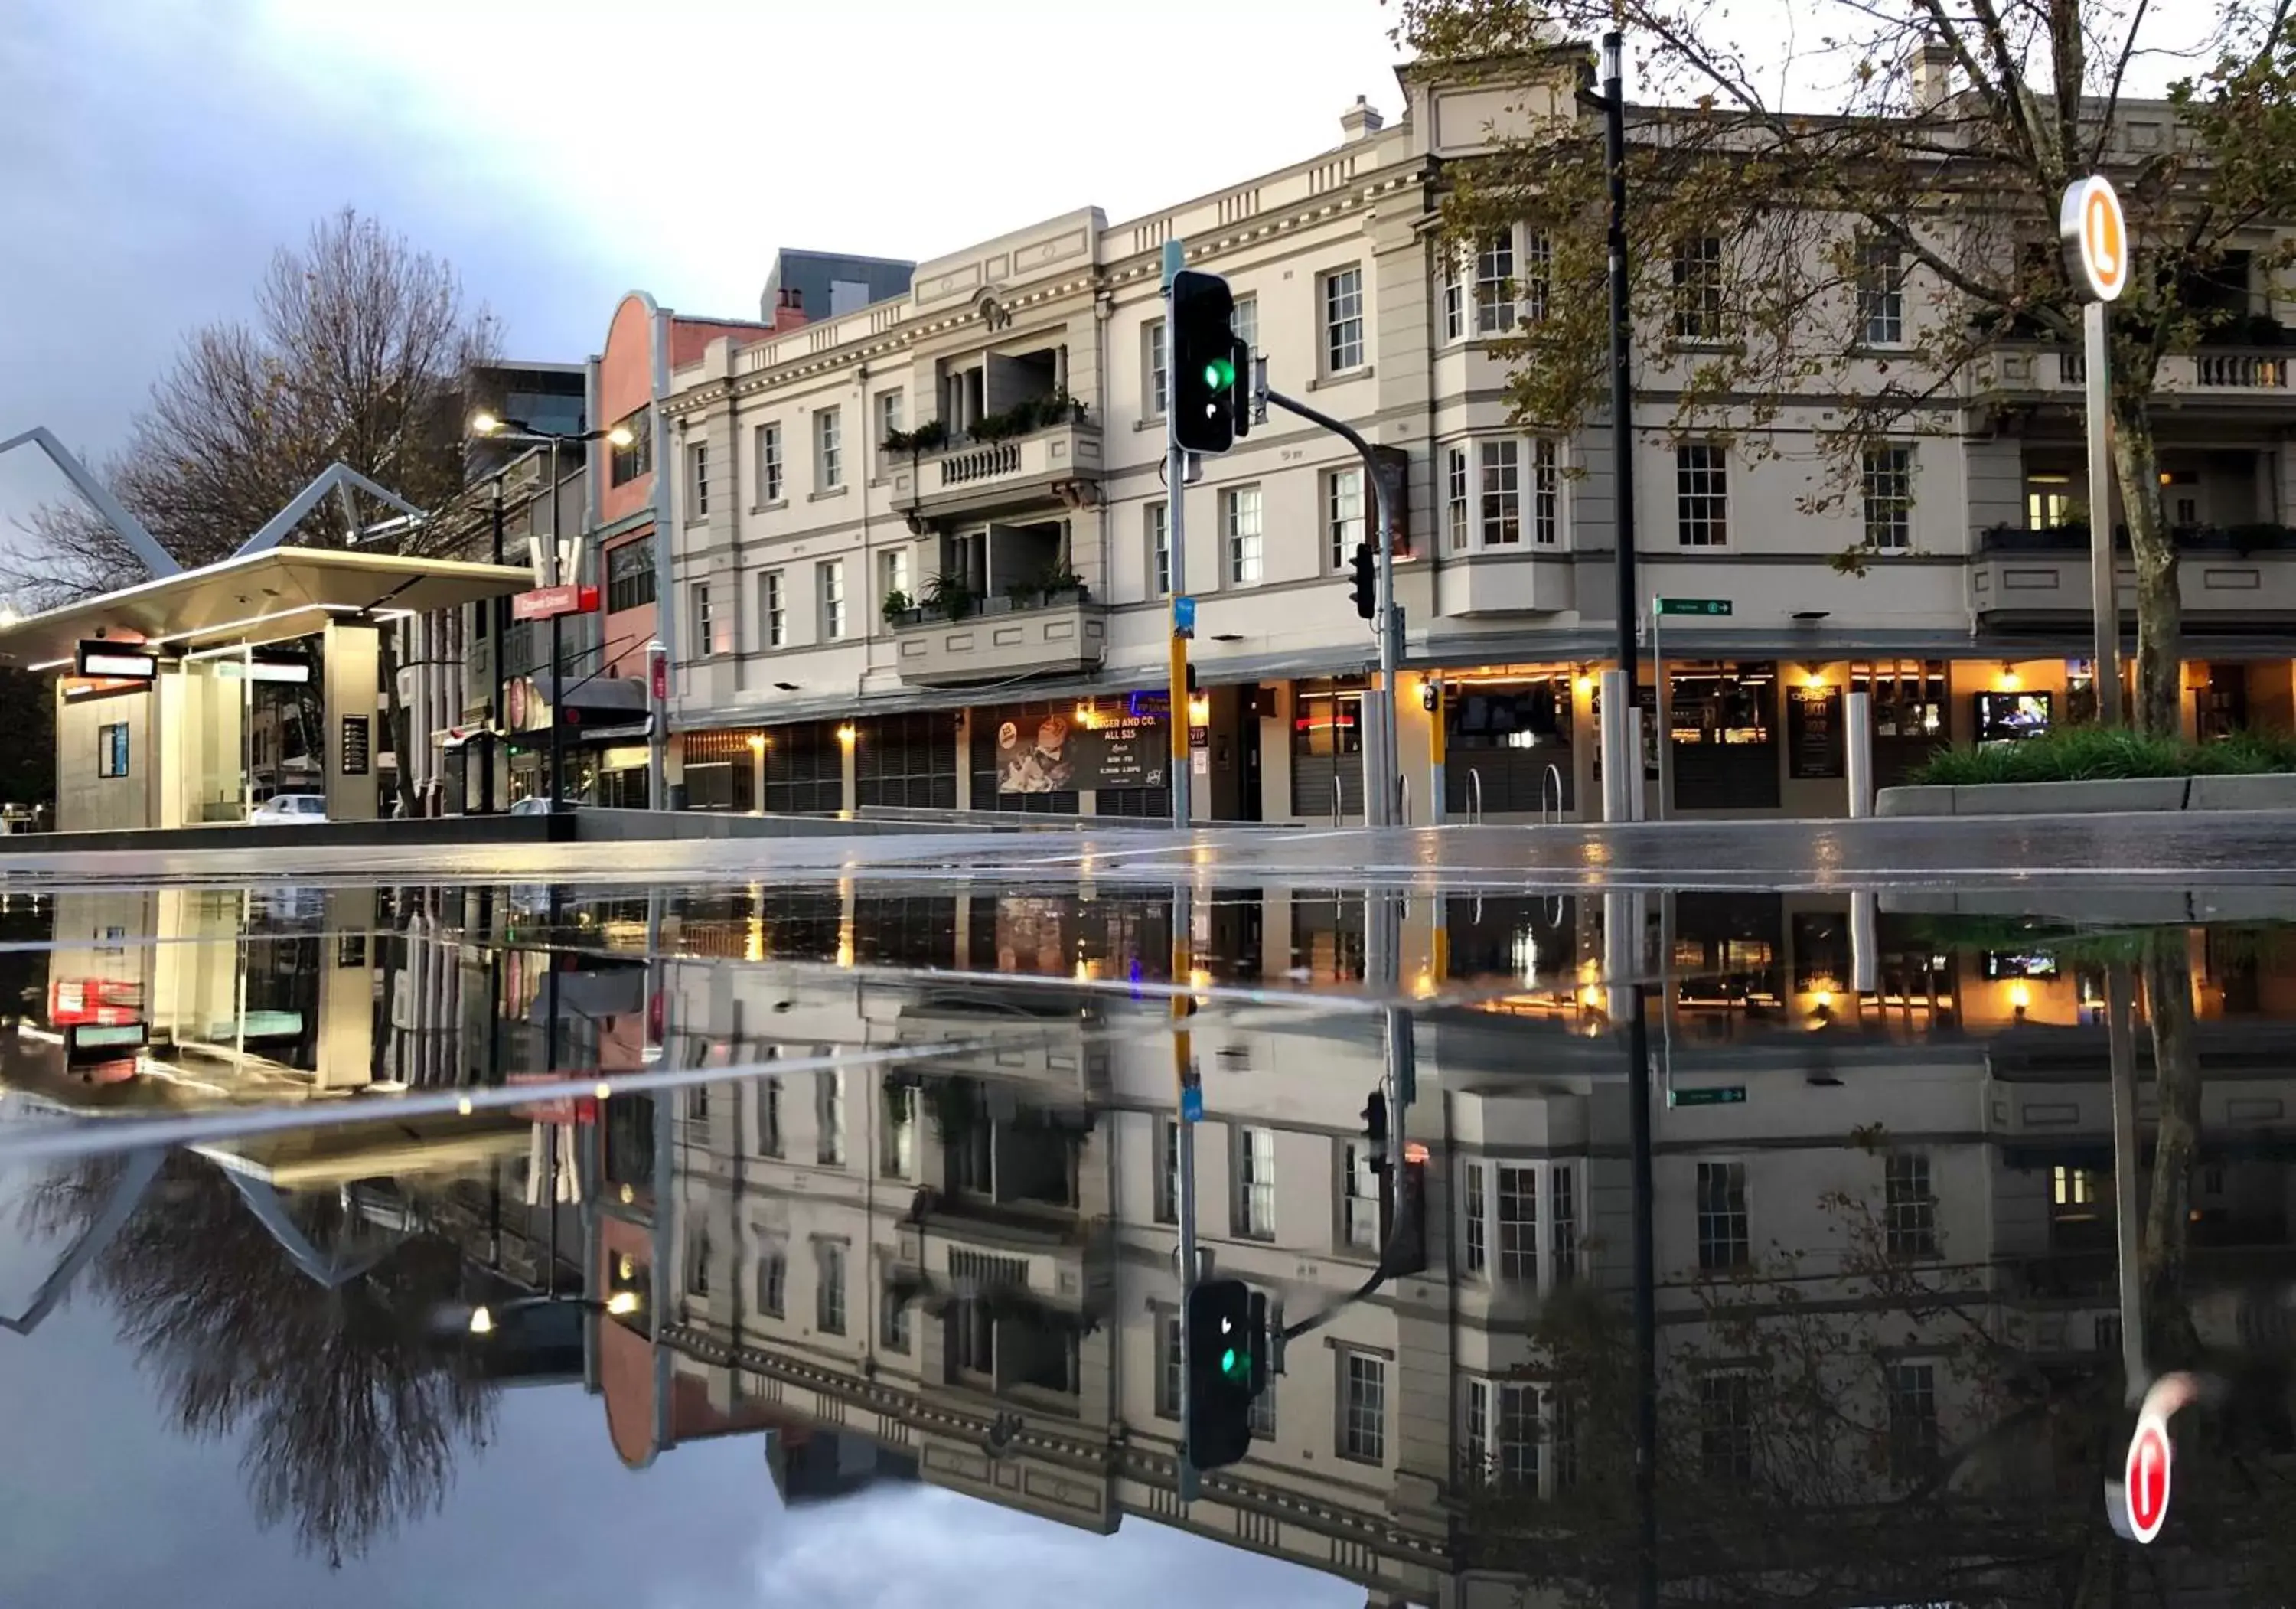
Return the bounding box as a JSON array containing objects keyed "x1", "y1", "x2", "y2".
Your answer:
[
  {"x1": 24, "y1": 1154, "x2": 492, "y2": 1566},
  {"x1": 1476, "y1": 1190, "x2": 2296, "y2": 1606}
]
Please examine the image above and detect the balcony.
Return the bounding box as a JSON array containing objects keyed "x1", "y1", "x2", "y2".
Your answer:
[
  {"x1": 1978, "y1": 341, "x2": 2296, "y2": 406},
  {"x1": 890, "y1": 590, "x2": 1105, "y2": 687},
  {"x1": 1971, "y1": 522, "x2": 2296, "y2": 626},
  {"x1": 890, "y1": 410, "x2": 1102, "y2": 522}
]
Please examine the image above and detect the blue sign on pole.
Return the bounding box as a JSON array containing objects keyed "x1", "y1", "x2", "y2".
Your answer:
[
  {"x1": 1181, "y1": 1084, "x2": 1205, "y2": 1124},
  {"x1": 1173, "y1": 595, "x2": 1197, "y2": 634}
]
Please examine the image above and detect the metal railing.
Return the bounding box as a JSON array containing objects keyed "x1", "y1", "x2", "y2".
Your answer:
[
  {"x1": 1540, "y1": 763, "x2": 1566, "y2": 826},
  {"x1": 1466, "y1": 768, "x2": 1486, "y2": 825}
]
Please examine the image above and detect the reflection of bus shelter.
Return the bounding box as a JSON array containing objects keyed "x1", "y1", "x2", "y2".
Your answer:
[{"x1": 0, "y1": 546, "x2": 528, "y2": 832}]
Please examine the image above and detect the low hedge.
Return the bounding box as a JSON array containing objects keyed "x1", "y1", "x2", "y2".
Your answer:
[{"x1": 1909, "y1": 726, "x2": 2296, "y2": 786}]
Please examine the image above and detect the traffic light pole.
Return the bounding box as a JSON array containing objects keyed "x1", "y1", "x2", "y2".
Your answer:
[
  {"x1": 1172, "y1": 882, "x2": 1202, "y2": 1503},
  {"x1": 1162, "y1": 240, "x2": 1193, "y2": 832},
  {"x1": 1261, "y1": 386, "x2": 1401, "y2": 827}
]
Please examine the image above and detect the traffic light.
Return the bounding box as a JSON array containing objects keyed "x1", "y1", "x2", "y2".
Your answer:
[
  {"x1": 1380, "y1": 1142, "x2": 1431, "y2": 1278},
  {"x1": 1185, "y1": 1277, "x2": 1268, "y2": 1471},
  {"x1": 1349, "y1": 540, "x2": 1378, "y2": 620},
  {"x1": 1170, "y1": 269, "x2": 1251, "y2": 455}
]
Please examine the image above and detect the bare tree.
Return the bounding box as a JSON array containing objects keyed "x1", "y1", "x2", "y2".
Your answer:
[
  {"x1": 9, "y1": 207, "x2": 500, "y2": 607},
  {"x1": 1394, "y1": 0, "x2": 2296, "y2": 738}
]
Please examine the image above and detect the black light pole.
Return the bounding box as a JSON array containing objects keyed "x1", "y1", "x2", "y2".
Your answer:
[
  {"x1": 546, "y1": 436, "x2": 565, "y2": 814},
  {"x1": 1602, "y1": 30, "x2": 1638, "y2": 706},
  {"x1": 1597, "y1": 32, "x2": 1660, "y2": 1609},
  {"x1": 488, "y1": 484, "x2": 506, "y2": 814}
]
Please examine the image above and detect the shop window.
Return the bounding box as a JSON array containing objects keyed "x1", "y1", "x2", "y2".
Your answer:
[
  {"x1": 1443, "y1": 675, "x2": 1572, "y2": 816},
  {"x1": 1668, "y1": 661, "x2": 1778, "y2": 811},
  {"x1": 856, "y1": 711, "x2": 957, "y2": 811},
  {"x1": 681, "y1": 728, "x2": 765, "y2": 812},
  {"x1": 1291, "y1": 684, "x2": 1365, "y2": 820},
  {"x1": 1852, "y1": 659, "x2": 1949, "y2": 788},
  {"x1": 762, "y1": 721, "x2": 843, "y2": 814}
]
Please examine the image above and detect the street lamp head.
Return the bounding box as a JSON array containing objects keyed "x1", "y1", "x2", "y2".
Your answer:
[
  {"x1": 1600, "y1": 31, "x2": 1623, "y2": 87},
  {"x1": 470, "y1": 410, "x2": 505, "y2": 437},
  {"x1": 467, "y1": 1306, "x2": 496, "y2": 1336},
  {"x1": 605, "y1": 423, "x2": 636, "y2": 449}
]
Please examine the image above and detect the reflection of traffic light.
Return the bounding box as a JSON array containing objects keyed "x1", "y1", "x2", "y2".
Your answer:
[
  {"x1": 1186, "y1": 1277, "x2": 1268, "y2": 1470},
  {"x1": 1172, "y1": 270, "x2": 1250, "y2": 455},
  {"x1": 1380, "y1": 1142, "x2": 1431, "y2": 1278},
  {"x1": 1349, "y1": 540, "x2": 1378, "y2": 621}
]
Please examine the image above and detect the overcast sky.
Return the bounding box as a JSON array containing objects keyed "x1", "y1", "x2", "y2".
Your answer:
[{"x1": 0, "y1": 0, "x2": 1405, "y2": 555}]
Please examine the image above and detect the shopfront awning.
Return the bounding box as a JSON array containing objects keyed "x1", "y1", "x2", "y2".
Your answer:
[{"x1": 0, "y1": 546, "x2": 534, "y2": 671}]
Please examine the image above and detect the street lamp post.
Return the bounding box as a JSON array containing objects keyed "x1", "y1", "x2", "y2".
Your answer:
[{"x1": 469, "y1": 412, "x2": 633, "y2": 812}]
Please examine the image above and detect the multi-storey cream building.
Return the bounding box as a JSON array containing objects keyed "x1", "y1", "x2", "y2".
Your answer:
[{"x1": 641, "y1": 58, "x2": 2296, "y2": 824}]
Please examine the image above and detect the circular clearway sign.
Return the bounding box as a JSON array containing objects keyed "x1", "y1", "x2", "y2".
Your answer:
[
  {"x1": 2123, "y1": 1413, "x2": 2172, "y2": 1545},
  {"x1": 2060, "y1": 174, "x2": 2130, "y2": 303}
]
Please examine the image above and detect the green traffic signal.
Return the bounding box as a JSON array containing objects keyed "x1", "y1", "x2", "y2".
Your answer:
[
  {"x1": 1203, "y1": 356, "x2": 1236, "y2": 393},
  {"x1": 1221, "y1": 1346, "x2": 1247, "y2": 1376}
]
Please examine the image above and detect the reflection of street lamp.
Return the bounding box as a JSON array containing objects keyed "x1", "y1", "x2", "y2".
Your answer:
[
  {"x1": 466, "y1": 414, "x2": 638, "y2": 811},
  {"x1": 463, "y1": 1289, "x2": 640, "y2": 1336}
]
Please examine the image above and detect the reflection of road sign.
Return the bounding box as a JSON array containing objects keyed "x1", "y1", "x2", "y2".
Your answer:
[
  {"x1": 2124, "y1": 1415, "x2": 2172, "y2": 1544},
  {"x1": 2061, "y1": 175, "x2": 2129, "y2": 303},
  {"x1": 1181, "y1": 1084, "x2": 1204, "y2": 1123}
]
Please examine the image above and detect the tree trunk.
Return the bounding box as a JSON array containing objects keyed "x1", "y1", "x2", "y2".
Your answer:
[
  {"x1": 2139, "y1": 932, "x2": 2203, "y2": 1369},
  {"x1": 2110, "y1": 398, "x2": 2181, "y2": 739}
]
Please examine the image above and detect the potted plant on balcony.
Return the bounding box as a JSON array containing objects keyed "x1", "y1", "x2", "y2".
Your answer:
[
  {"x1": 1034, "y1": 560, "x2": 1088, "y2": 604},
  {"x1": 880, "y1": 588, "x2": 913, "y2": 625},
  {"x1": 923, "y1": 573, "x2": 976, "y2": 621},
  {"x1": 1005, "y1": 578, "x2": 1040, "y2": 610},
  {"x1": 881, "y1": 420, "x2": 947, "y2": 457}
]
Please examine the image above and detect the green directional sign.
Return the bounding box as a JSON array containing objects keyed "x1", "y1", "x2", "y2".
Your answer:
[
  {"x1": 1655, "y1": 597, "x2": 1733, "y2": 617},
  {"x1": 1668, "y1": 1085, "x2": 1748, "y2": 1108}
]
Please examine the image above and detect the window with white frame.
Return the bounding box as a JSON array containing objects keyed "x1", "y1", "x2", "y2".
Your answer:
[
  {"x1": 1696, "y1": 1160, "x2": 1750, "y2": 1269},
  {"x1": 687, "y1": 440, "x2": 710, "y2": 519},
  {"x1": 1231, "y1": 295, "x2": 1257, "y2": 354},
  {"x1": 756, "y1": 421, "x2": 784, "y2": 503},
  {"x1": 1326, "y1": 465, "x2": 1365, "y2": 573},
  {"x1": 1672, "y1": 234, "x2": 1726, "y2": 341},
  {"x1": 1339, "y1": 1350, "x2": 1386, "y2": 1462},
  {"x1": 1698, "y1": 1371, "x2": 1754, "y2": 1480},
  {"x1": 1464, "y1": 1378, "x2": 1540, "y2": 1488},
  {"x1": 1225, "y1": 485, "x2": 1263, "y2": 586},
  {"x1": 816, "y1": 1071, "x2": 845, "y2": 1165},
  {"x1": 819, "y1": 560, "x2": 846, "y2": 641},
  {"x1": 761, "y1": 570, "x2": 787, "y2": 650},
  {"x1": 1550, "y1": 1163, "x2": 1578, "y2": 1284},
  {"x1": 879, "y1": 1083, "x2": 917, "y2": 1179},
  {"x1": 1862, "y1": 445, "x2": 1914, "y2": 551},
  {"x1": 1474, "y1": 231, "x2": 1515, "y2": 334},
  {"x1": 1521, "y1": 229, "x2": 1552, "y2": 323},
  {"x1": 816, "y1": 1242, "x2": 846, "y2": 1335},
  {"x1": 1886, "y1": 1151, "x2": 1937, "y2": 1257},
  {"x1": 880, "y1": 1279, "x2": 912, "y2": 1352},
  {"x1": 1449, "y1": 227, "x2": 1553, "y2": 341},
  {"x1": 816, "y1": 406, "x2": 843, "y2": 491},
  {"x1": 1156, "y1": 1310, "x2": 1182, "y2": 1418},
  {"x1": 1887, "y1": 1361, "x2": 1938, "y2": 1480},
  {"x1": 1249, "y1": 1376, "x2": 1276, "y2": 1439},
  {"x1": 755, "y1": 1241, "x2": 786, "y2": 1316},
  {"x1": 1676, "y1": 445, "x2": 1729, "y2": 547},
  {"x1": 1342, "y1": 1141, "x2": 1379, "y2": 1252},
  {"x1": 1322, "y1": 266, "x2": 1365, "y2": 372},
  {"x1": 1145, "y1": 319, "x2": 1167, "y2": 417},
  {"x1": 879, "y1": 547, "x2": 910, "y2": 613},
  {"x1": 1146, "y1": 501, "x2": 1170, "y2": 599},
  {"x1": 1236, "y1": 1124, "x2": 1276, "y2": 1239},
  {"x1": 691, "y1": 583, "x2": 716, "y2": 656},
  {"x1": 1448, "y1": 438, "x2": 1562, "y2": 552},
  {"x1": 1445, "y1": 445, "x2": 1470, "y2": 553},
  {"x1": 756, "y1": 1073, "x2": 783, "y2": 1154},
  {"x1": 874, "y1": 388, "x2": 903, "y2": 476},
  {"x1": 1155, "y1": 1116, "x2": 1179, "y2": 1223},
  {"x1": 1480, "y1": 441, "x2": 1522, "y2": 547},
  {"x1": 1497, "y1": 1162, "x2": 1538, "y2": 1282},
  {"x1": 685, "y1": 1226, "x2": 710, "y2": 1297},
  {"x1": 1857, "y1": 238, "x2": 1906, "y2": 346},
  {"x1": 1462, "y1": 1160, "x2": 1487, "y2": 1274}
]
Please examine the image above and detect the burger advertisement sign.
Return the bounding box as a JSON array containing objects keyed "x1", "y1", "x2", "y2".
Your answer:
[{"x1": 994, "y1": 707, "x2": 1166, "y2": 794}]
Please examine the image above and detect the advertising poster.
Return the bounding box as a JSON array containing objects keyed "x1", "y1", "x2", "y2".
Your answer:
[{"x1": 994, "y1": 709, "x2": 1167, "y2": 793}]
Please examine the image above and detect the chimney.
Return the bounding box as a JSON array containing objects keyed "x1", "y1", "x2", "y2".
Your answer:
[
  {"x1": 1340, "y1": 95, "x2": 1384, "y2": 142},
  {"x1": 1910, "y1": 37, "x2": 1953, "y2": 112}
]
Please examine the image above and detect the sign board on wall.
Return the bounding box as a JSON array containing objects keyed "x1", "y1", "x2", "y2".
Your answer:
[
  {"x1": 1786, "y1": 685, "x2": 1844, "y2": 780},
  {"x1": 994, "y1": 709, "x2": 1168, "y2": 794},
  {"x1": 341, "y1": 714, "x2": 371, "y2": 777}
]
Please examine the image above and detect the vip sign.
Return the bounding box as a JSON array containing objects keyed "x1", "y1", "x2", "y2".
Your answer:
[{"x1": 2060, "y1": 174, "x2": 2130, "y2": 303}]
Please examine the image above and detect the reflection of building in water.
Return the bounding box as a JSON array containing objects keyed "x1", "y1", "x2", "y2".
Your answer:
[{"x1": 573, "y1": 889, "x2": 2296, "y2": 1603}]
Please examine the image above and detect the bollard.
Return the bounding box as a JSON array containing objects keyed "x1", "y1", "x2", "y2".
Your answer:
[
  {"x1": 1600, "y1": 668, "x2": 1635, "y2": 824},
  {"x1": 1845, "y1": 689, "x2": 1874, "y2": 818}
]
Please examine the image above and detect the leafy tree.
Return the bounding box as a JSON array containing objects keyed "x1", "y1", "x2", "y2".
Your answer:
[{"x1": 1394, "y1": 0, "x2": 2296, "y2": 737}]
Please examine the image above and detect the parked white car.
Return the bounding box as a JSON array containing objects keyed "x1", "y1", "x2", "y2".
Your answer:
[{"x1": 249, "y1": 794, "x2": 328, "y2": 825}]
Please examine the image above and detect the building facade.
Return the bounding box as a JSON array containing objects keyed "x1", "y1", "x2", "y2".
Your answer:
[{"x1": 638, "y1": 67, "x2": 2296, "y2": 823}]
